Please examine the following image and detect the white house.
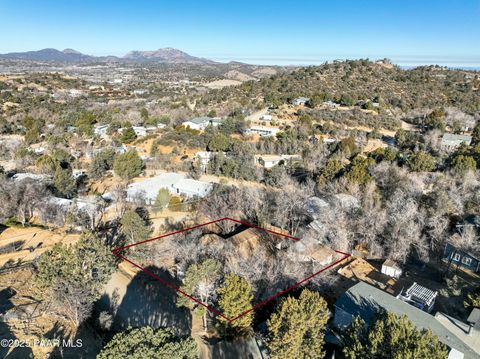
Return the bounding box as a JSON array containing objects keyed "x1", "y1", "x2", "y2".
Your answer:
[
  {"x1": 254, "y1": 154, "x2": 301, "y2": 168},
  {"x1": 292, "y1": 97, "x2": 310, "y2": 106},
  {"x1": 181, "y1": 117, "x2": 223, "y2": 131},
  {"x1": 132, "y1": 126, "x2": 147, "y2": 137},
  {"x1": 38, "y1": 196, "x2": 103, "y2": 228},
  {"x1": 133, "y1": 89, "x2": 149, "y2": 95},
  {"x1": 172, "y1": 178, "x2": 213, "y2": 198},
  {"x1": 94, "y1": 124, "x2": 109, "y2": 139},
  {"x1": 117, "y1": 126, "x2": 155, "y2": 137},
  {"x1": 124, "y1": 172, "x2": 213, "y2": 204},
  {"x1": 31, "y1": 145, "x2": 46, "y2": 154},
  {"x1": 48, "y1": 196, "x2": 98, "y2": 213},
  {"x1": 194, "y1": 151, "x2": 214, "y2": 165},
  {"x1": 126, "y1": 173, "x2": 184, "y2": 204},
  {"x1": 194, "y1": 151, "x2": 224, "y2": 172},
  {"x1": 323, "y1": 100, "x2": 340, "y2": 109},
  {"x1": 381, "y1": 259, "x2": 402, "y2": 279},
  {"x1": 244, "y1": 126, "x2": 280, "y2": 137},
  {"x1": 146, "y1": 126, "x2": 158, "y2": 133},
  {"x1": 12, "y1": 173, "x2": 50, "y2": 182},
  {"x1": 72, "y1": 169, "x2": 87, "y2": 179},
  {"x1": 323, "y1": 138, "x2": 337, "y2": 144}
]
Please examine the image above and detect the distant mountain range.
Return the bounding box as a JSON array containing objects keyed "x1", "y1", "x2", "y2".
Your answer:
[
  {"x1": 0, "y1": 47, "x2": 217, "y2": 64},
  {"x1": 123, "y1": 47, "x2": 215, "y2": 64}
]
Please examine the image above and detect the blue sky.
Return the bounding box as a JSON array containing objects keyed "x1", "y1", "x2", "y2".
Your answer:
[{"x1": 0, "y1": 0, "x2": 479, "y2": 66}]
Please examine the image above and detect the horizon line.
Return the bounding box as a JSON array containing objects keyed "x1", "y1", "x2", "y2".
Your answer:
[{"x1": 1, "y1": 47, "x2": 479, "y2": 69}]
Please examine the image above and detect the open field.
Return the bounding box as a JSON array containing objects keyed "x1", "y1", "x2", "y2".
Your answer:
[{"x1": 0, "y1": 227, "x2": 80, "y2": 267}]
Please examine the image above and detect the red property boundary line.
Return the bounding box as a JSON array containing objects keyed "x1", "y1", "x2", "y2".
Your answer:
[{"x1": 112, "y1": 217, "x2": 351, "y2": 323}]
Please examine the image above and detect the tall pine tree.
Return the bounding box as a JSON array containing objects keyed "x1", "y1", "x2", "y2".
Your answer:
[
  {"x1": 343, "y1": 312, "x2": 448, "y2": 359},
  {"x1": 267, "y1": 289, "x2": 330, "y2": 359},
  {"x1": 217, "y1": 273, "x2": 254, "y2": 335}
]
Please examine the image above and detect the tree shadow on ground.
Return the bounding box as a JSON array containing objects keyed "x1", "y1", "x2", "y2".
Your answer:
[
  {"x1": 201, "y1": 335, "x2": 263, "y2": 359},
  {"x1": 100, "y1": 266, "x2": 192, "y2": 336},
  {"x1": 0, "y1": 224, "x2": 7, "y2": 236},
  {"x1": 0, "y1": 288, "x2": 34, "y2": 358},
  {"x1": 43, "y1": 321, "x2": 102, "y2": 359}
]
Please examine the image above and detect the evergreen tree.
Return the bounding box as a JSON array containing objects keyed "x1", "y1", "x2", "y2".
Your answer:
[
  {"x1": 35, "y1": 154, "x2": 58, "y2": 174},
  {"x1": 35, "y1": 233, "x2": 115, "y2": 327},
  {"x1": 267, "y1": 289, "x2": 330, "y2": 359},
  {"x1": 406, "y1": 151, "x2": 436, "y2": 172},
  {"x1": 425, "y1": 109, "x2": 446, "y2": 131},
  {"x1": 54, "y1": 166, "x2": 77, "y2": 198},
  {"x1": 337, "y1": 137, "x2": 359, "y2": 157},
  {"x1": 113, "y1": 150, "x2": 144, "y2": 179},
  {"x1": 451, "y1": 154, "x2": 477, "y2": 176},
  {"x1": 89, "y1": 148, "x2": 117, "y2": 179},
  {"x1": 208, "y1": 133, "x2": 230, "y2": 152},
  {"x1": 395, "y1": 129, "x2": 408, "y2": 148},
  {"x1": 97, "y1": 326, "x2": 198, "y2": 359},
  {"x1": 152, "y1": 188, "x2": 170, "y2": 214},
  {"x1": 343, "y1": 312, "x2": 448, "y2": 359},
  {"x1": 23, "y1": 116, "x2": 44, "y2": 144},
  {"x1": 319, "y1": 159, "x2": 343, "y2": 183},
  {"x1": 121, "y1": 122, "x2": 137, "y2": 143},
  {"x1": 140, "y1": 107, "x2": 149, "y2": 123},
  {"x1": 263, "y1": 165, "x2": 288, "y2": 187},
  {"x1": 217, "y1": 273, "x2": 254, "y2": 334},
  {"x1": 345, "y1": 156, "x2": 374, "y2": 185},
  {"x1": 472, "y1": 122, "x2": 480, "y2": 145},
  {"x1": 120, "y1": 209, "x2": 152, "y2": 246},
  {"x1": 75, "y1": 111, "x2": 95, "y2": 137}
]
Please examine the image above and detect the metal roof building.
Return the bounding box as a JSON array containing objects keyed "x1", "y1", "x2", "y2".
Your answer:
[
  {"x1": 125, "y1": 173, "x2": 213, "y2": 204},
  {"x1": 172, "y1": 178, "x2": 213, "y2": 198},
  {"x1": 181, "y1": 117, "x2": 223, "y2": 130},
  {"x1": 441, "y1": 133, "x2": 472, "y2": 151},
  {"x1": 334, "y1": 281, "x2": 479, "y2": 359}
]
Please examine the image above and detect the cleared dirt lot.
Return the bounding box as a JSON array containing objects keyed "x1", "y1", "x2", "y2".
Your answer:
[{"x1": 0, "y1": 226, "x2": 80, "y2": 267}]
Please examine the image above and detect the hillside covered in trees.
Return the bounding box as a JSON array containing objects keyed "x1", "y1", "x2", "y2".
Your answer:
[{"x1": 201, "y1": 60, "x2": 479, "y2": 118}]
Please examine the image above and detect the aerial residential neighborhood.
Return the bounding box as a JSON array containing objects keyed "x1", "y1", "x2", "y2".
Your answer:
[{"x1": 0, "y1": 1, "x2": 480, "y2": 359}]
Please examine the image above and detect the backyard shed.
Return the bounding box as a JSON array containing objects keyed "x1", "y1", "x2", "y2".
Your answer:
[{"x1": 381, "y1": 259, "x2": 402, "y2": 279}]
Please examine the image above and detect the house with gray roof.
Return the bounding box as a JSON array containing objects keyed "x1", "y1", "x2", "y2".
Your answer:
[
  {"x1": 125, "y1": 173, "x2": 183, "y2": 204},
  {"x1": 334, "y1": 281, "x2": 480, "y2": 359},
  {"x1": 441, "y1": 133, "x2": 472, "y2": 151},
  {"x1": 243, "y1": 126, "x2": 280, "y2": 137},
  {"x1": 172, "y1": 178, "x2": 213, "y2": 198},
  {"x1": 182, "y1": 117, "x2": 223, "y2": 131},
  {"x1": 122, "y1": 172, "x2": 213, "y2": 205},
  {"x1": 291, "y1": 97, "x2": 310, "y2": 106},
  {"x1": 254, "y1": 154, "x2": 301, "y2": 168}
]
